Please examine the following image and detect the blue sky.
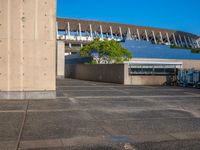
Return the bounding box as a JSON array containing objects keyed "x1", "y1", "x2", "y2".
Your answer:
[{"x1": 57, "y1": 0, "x2": 200, "y2": 36}]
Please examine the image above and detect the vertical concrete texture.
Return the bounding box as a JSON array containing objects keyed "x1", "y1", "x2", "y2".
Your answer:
[
  {"x1": 0, "y1": 0, "x2": 56, "y2": 98},
  {"x1": 56, "y1": 40, "x2": 65, "y2": 78}
]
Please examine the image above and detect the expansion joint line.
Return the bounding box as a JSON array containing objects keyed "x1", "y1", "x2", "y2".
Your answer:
[{"x1": 15, "y1": 100, "x2": 30, "y2": 150}]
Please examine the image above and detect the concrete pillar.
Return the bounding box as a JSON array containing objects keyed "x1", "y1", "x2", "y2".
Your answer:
[
  {"x1": 166, "y1": 32, "x2": 171, "y2": 45},
  {"x1": 78, "y1": 23, "x2": 82, "y2": 40},
  {"x1": 89, "y1": 24, "x2": 93, "y2": 38},
  {"x1": 179, "y1": 35, "x2": 183, "y2": 47},
  {"x1": 137, "y1": 29, "x2": 141, "y2": 40},
  {"x1": 196, "y1": 41, "x2": 200, "y2": 48},
  {"x1": 0, "y1": 0, "x2": 56, "y2": 99},
  {"x1": 67, "y1": 22, "x2": 71, "y2": 38},
  {"x1": 184, "y1": 36, "x2": 189, "y2": 48},
  {"x1": 192, "y1": 38, "x2": 197, "y2": 48},
  {"x1": 172, "y1": 33, "x2": 177, "y2": 46},
  {"x1": 126, "y1": 28, "x2": 132, "y2": 40},
  {"x1": 188, "y1": 37, "x2": 194, "y2": 48},
  {"x1": 119, "y1": 27, "x2": 123, "y2": 39},
  {"x1": 56, "y1": 41, "x2": 65, "y2": 78},
  {"x1": 152, "y1": 31, "x2": 157, "y2": 44},
  {"x1": 159, "y1": 32, "x2": 163, "y2": 43},
  {"x1": 145, "y1": 30, "x2": 149, "y2": 41},
  {"x1": 110, "y1": 26, "x2": 113, "y2": 39},
  {"x1": 100, "y1": 25, "x2": 103, "y2": 40}
]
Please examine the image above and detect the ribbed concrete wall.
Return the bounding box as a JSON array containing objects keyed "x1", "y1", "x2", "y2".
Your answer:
[{"x1": 0, "y1": 0, "x2": 56, "y2": 93}]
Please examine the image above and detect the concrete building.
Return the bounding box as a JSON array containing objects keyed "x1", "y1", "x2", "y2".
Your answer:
[{"x1": 0, "y1": 0, "x2": 56, "y2": 99}]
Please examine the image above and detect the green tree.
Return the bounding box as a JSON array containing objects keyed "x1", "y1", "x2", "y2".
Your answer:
[{"x1": 80, "y1": 39, "x2": 132, "y2": 64}]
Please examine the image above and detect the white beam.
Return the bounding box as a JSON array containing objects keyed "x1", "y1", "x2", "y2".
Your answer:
[
  {"x1": 67, "y1": 22, "x2": 70, "y2": 37},
  {"x1": 100, "y1": 25, "x2": 103, "y2": 40},
  {"x1": 152, "y1": 31, "x2": 157, "y2": 44},
  {"x1": 89, "y1": 24, "x2": 93, "y2": 38},
  {"x1": 166, "y1": 32, "x2": 170, "y2": 45},
  {"x1": 110, "y1": 26, "x2": 113, "y2": 39},
  {"x1": 145, "y1": 30, "x2": 149, "y2": 41},
  {"x1": 184, "y1": 36, "x2": 189, "y2": 48},
  {"x1": 119, "y1": 27, "x2": 123, "y2": 39},
  {"x1": 126, "y1": 28, "x2": 132, "y2": 40},
  {"x1": 179, "y1": 35, "x2": 183, "y2": 47},
  {"x1": 159, "y1": 32, "x2": 163, "y2": 43},
  {"x1": 78, "y1": 23, "x2": 82, "y2": 37},
  {"x1": 197, "y1": 41, "x2": 200, "y2": 48},
  {"x1": 188, "y1": 37, "x2": 194, "y2": 48},
  {"x1": 172, "y1": 33, "x2": 177, "y2": 46},
  {"x1": 137, "y1": 29, "x2": 141, "y2": 40}
]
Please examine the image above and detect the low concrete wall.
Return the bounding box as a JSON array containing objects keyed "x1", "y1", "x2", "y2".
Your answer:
[
  {"x1": 66, "y1": 64, "x2": 168, "y2": 85},
  {"x1": 65, "y1": 64, "x2": 125, "y2": 84}
]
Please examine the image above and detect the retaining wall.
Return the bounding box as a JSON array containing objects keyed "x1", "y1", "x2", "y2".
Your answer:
[{"x1": 65, "y1": 64, "x2": 125, "y2": 84}]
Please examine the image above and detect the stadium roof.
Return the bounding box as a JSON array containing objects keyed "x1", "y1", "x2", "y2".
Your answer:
[{"x1": 57, "y1": 18, "x2": 199, "y2": 39}]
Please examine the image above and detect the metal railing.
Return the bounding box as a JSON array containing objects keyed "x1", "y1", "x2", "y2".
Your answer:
[
  {"x1": 177, "y1": 69, "x2": 200, "y2": 88},
  {"x1": 128, "y1": 64, "x2": 179, "y2": 75}
]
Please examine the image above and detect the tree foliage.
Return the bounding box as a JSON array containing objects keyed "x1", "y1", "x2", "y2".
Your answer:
[{"x1": 80, "y1": 39, "x2": 132, "y2": 64}]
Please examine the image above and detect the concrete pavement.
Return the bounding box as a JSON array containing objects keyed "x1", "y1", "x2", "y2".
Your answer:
[{"x1": 0, "y1": 78, "x2": 200, "y2": 150}]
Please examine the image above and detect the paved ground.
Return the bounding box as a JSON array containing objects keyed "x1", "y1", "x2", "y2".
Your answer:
[{"x1": 0, "y1": 78, "x2": 200, "y2": 150}]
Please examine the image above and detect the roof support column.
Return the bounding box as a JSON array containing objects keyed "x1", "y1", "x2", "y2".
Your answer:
[
  {"x1": 89, "y1": 24, "x2": 93, "y2": 39},
  {"x1": 126, "y1": 28, "x2": 132, "y2": 40},
  {"x1": 159, "y1": 32, "x2": 163, "y2": 43},
  {"x1": 78, "y1": 23, "x2": 82, "y2": 40},
  {"x1": 172, "y1": 33, "x2": 177, "y2": 46},
  {"x1": 137, "y1": 29, "x2": 141, "y2": 40},
  {"x1": 100, "y1": 25, "x2": 103, "y2": 40},
  {"x1": 152, "y1": 31, "x2": 157, "y2": 44},
  {"x1": 179, "y1": 35, "x2": 183, "y2": 47},
  {"x1": 192, "y1": 38, "x2": 197, "y2": 48},
  {"x1": 184, "y1": 36, "x2": 189, "y2": 48},
  {"x1": 119, "y1": 27, "x2": 123, "y2": 39},
  {"x1": 67, "y1": 22, "x2": 71, "y2": 39},
  {"x1": 188, "y1": 37, "x2": 194, "y2": 48},
  {"x1": 110, "y1": 26, "x2": 113, "y2": 39},
  {"x1": 197, "y1": 41, "x2": 200, "y2": 48},
  {"x1": 145, "y1": 30, "x2": 149, "y2": 41},
  {"x1": 166, "y1": 32, "x2": 171, "y2": 45}
]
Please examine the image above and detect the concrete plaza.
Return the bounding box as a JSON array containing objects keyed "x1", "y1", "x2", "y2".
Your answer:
[{"x1": 1, "y1": 78, "x2": 200, "y2": 150}]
